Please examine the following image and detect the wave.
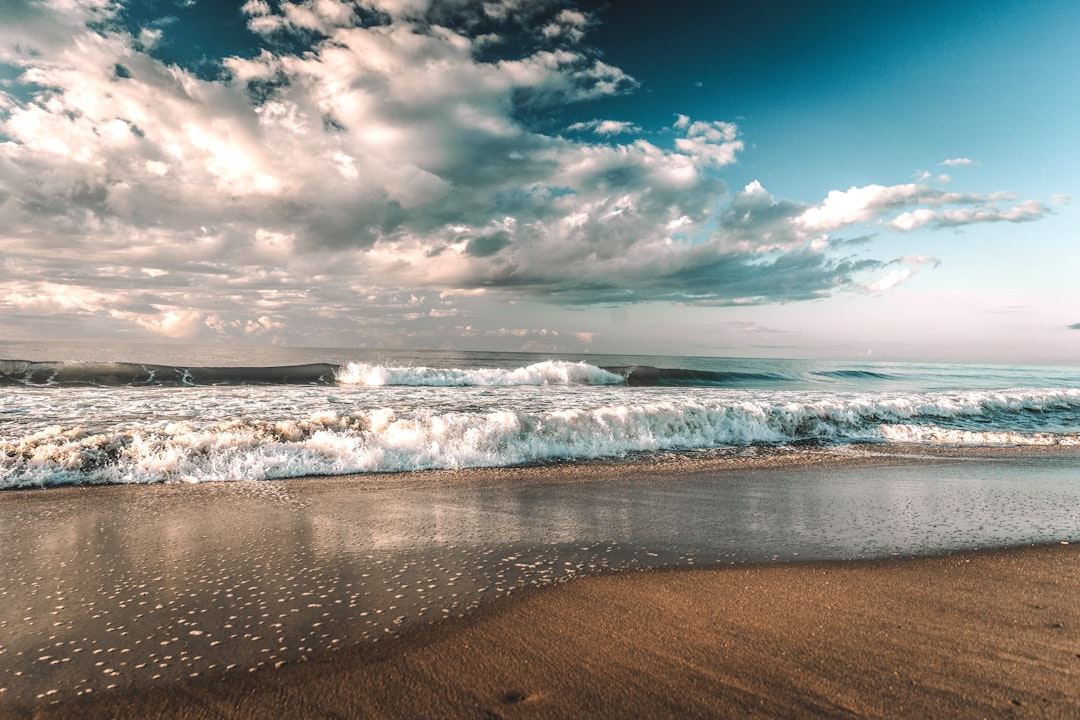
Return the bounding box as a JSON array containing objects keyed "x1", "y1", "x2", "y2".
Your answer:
[
  {"x1": 0, "y1": 359, "x2": 340, "y2": 386},
  {"x1": 810, "y1": 369, "x2": 897, "y2": 380},
  {"x1": 605, "y1": 366, "x2": 792, "y2": 386},
  {"x1": 878, "y1": 424, "x2": 1079, "y2": 445},
  {"x1": 0, "y1": 358, "x2": 625, "y2": 388},
  {"x1": 337, "y1": 362, "x2": 793, "y2": 387},
  {"x1": 5, "y1": 389, "x2": 1079, "y2": 489},
  {"x1": 336, "y1": 360, "x2": 623, "y2": 386},
  {"x1": 0, "y1": 358, "x2": 791, "y2": 388}
]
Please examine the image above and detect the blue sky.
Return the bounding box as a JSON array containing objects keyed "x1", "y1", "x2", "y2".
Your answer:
[{"x1": 1, "y1": 0, "x2": 1077, "y2": 362}]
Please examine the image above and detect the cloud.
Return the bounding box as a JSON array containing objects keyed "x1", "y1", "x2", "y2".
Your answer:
[
  {"x1": 939, "y1": 157, "x2": 979, "y2": 167},
  {"x1": 887, "y1": 200, "x2": 1050, "y2": 231},
  {"x1": 0, "y1": 1, "x2": 1059, "y2": 344},
  {"x1": 721, "y1": 321, "x2": 795, "y2": 337},
  {"x1": 672, "y1": 118, "x2": 743, "y2": 167},
  {"x1": 859, "y1": 254, "x2": 938, "y2": 294},
  {"x1": 717, "y1": 181, "x2": 807, "y2": 250},
  {"x1": 862, "y1": 267, "x2": 915, "y2": 294},
  {"x1": 464, "y1": 231, "x2": 511, "y2": 257},
  {"x1": 795, "y1": 184, "x2": 1052, "y2": 235},
  {"x1": 567, "y1": 119, "x2": 641, "y2": 135},
  {"x1": 798, "y1": 184, "x2": 930, "y2": 232},
  {"x1": 541, "y1": 8, "x2": 590, "y2": 42}
]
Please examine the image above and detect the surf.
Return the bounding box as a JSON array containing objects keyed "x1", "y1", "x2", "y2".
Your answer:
[{"x1": 5, "y1": 389, "x2": 1079, "y2": 489}]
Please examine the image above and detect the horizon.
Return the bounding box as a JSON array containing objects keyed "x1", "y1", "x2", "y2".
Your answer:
[
  {"x1": 3, "y1": 337, "x2": 1079, "y2": 369},
  {"x1": 1, "y1": 0, "x2": 1078, "y2": 364}
]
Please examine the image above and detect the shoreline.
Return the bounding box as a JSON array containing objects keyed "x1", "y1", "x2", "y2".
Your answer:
[
  {"x1": 6, "y1": 441, "x2": 1080, "y2": 493},
  {"x1": 12, "y1": 543, "x2": 1080, "y2": 719}
]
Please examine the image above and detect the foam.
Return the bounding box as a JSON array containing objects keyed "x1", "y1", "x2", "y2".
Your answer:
[
  {"x1": 878, "y1": 424, "x2": 1080, "y2": 446},
  {"x1": 4, "y1": 388, "x2": 1080, "y2": 489},
  {"x1": 335, "y1": 360, "x2": 624, "y2": 386}
]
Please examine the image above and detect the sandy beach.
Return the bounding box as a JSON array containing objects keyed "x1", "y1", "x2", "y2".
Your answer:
[
  {"x1": 3, "y1": 448, "x2": 1079, "y2": 719},
  {"x1": 3, "y1": 0, "x2": 1078, "y2": 711},
  {"x1": 8, "y1": 544, "x2": 1079, "y2": 719}
]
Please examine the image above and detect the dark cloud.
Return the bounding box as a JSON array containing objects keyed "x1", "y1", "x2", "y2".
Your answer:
[
  {"x1": 828, "y1": 234, "x2": 876, "y2": 248},
  {"x1": 464, "y1": 231, "x2": 512, "y2": 257},
  {"x1": 717, "y1": 181, "x2": 805, "y2": 246}
]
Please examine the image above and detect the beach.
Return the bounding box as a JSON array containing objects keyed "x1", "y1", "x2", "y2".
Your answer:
[
  {"x1": 7, "y1": 546, "x2": 1080, "y2": 719},
  {"x1": 3, "y1": 0, "x2": 1078, "y2": 711},
  {"x1": 3, "y1": 448, "x2": 1080, "y2": 718}
]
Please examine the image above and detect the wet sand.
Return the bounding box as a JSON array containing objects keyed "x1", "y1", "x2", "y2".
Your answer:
[
  {"x1": 3, "y1": 447, "x2": 1080, "y2": 718},
  {"x1": 13, "y1": 544, "x2": 1080, "y2": 719}
]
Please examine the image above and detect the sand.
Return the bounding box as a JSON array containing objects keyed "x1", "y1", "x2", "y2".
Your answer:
[
  {"x1": 3, "y1": 448, "x2": 1080, "y2": 719},
  {"x1": 7, "y1": 544, "x2": 1078, "y2": 719}
]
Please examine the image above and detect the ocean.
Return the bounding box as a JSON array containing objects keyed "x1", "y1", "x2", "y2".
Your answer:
[{"x1": 2, "y1": 340, "x2": 1079, "y2": 490}]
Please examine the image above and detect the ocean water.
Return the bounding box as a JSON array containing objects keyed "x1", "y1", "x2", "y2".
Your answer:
[{"x1": 2, "y1": 340, "x2": 1079, "y2": 490}]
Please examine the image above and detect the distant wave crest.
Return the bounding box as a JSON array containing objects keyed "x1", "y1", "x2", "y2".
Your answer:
[
  {"x1": 0, "y1": 358, "x2": 796, "y2": 388},
  {"x1": 608, "y1": 366, "x2": 792, "y2": 386},
  {"x1": 0, "y1": 359, "x2": 339, "y2": 387},
  {"x1": 335, "y1": 360, "x2": 624, "y2": 386},
  {"x1": 811, "y1": 369, "x2": 897, "y2": 380}
]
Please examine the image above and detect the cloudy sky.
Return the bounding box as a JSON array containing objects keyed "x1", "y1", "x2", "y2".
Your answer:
[{"x1": 1, "y1": 0, "x2": 1077, "y2": 361}]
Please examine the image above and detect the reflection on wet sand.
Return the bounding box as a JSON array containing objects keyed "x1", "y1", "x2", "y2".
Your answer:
[{"x1": 2, "y1": 448, "x2": 1079, "y2": 707}]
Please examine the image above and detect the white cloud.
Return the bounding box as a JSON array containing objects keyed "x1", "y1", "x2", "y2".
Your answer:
[
  {"x1": 567, "y1": 119, "x2": 641, "y2": 135},
  {"x1": 887, "y1": 200, "x2": 1050, "y2": 231},
  {"x1": 887, "y1": 208, "x2": 937, "y2": 232},
  {"x1": 542, "y1": 8, "x2": 590, "y2": 42},
  {"x1": 3, "y1": 282, "x2": 115, "y2": 313},
  {"x1": 152, "y1": 309, "x2": 206, "y2": 338},
  {"x1": 859, "y1": 254, "x2": 939, "y2": 294},
  {"x1": 797, "y1": 183, "x2": 1051, "y2": 235},
  {"x1": 672, "y1": 119, "x2": 742, "y2": 167},
  {"x1": 797, "y1": 184, "x2": 927, "y2": 233},
  {"x1": 863, "y1": 268, "x2": 915, "y2": 294},
  {"x1": 939, "y1": 157, "x2": 979, "y2": 167}
]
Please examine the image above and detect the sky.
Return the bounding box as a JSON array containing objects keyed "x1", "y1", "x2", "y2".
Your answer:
[{"x1": 1, "y1": 0, "x2": 1078, "y2": 362}]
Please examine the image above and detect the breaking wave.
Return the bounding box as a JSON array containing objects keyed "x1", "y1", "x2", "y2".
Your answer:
[
  {"x1": 336, "y1": 361, "x2": 624, "y2": 386},
  {"x1": 0, "y1": 358, "x2": 799, "y2": 388},
  {"x1": 4, "y1": 388, "x2": 1079, "y2": 489}
]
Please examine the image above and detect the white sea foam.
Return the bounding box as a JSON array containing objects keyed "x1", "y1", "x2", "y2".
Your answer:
[
  {"x1": 3, "y1": 388, "x2": 1079, "y2": 488},
  {"x1": 878, "y1": 424, "x2": 1080, "y2": 445},
  {"x1": 334, "y1": 360, "x2": 624, "y2": 386}
]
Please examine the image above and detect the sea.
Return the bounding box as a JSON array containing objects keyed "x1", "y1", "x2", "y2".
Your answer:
[{"x1": 3, "y1": 340, "x2": 1079, "y2": 490}]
